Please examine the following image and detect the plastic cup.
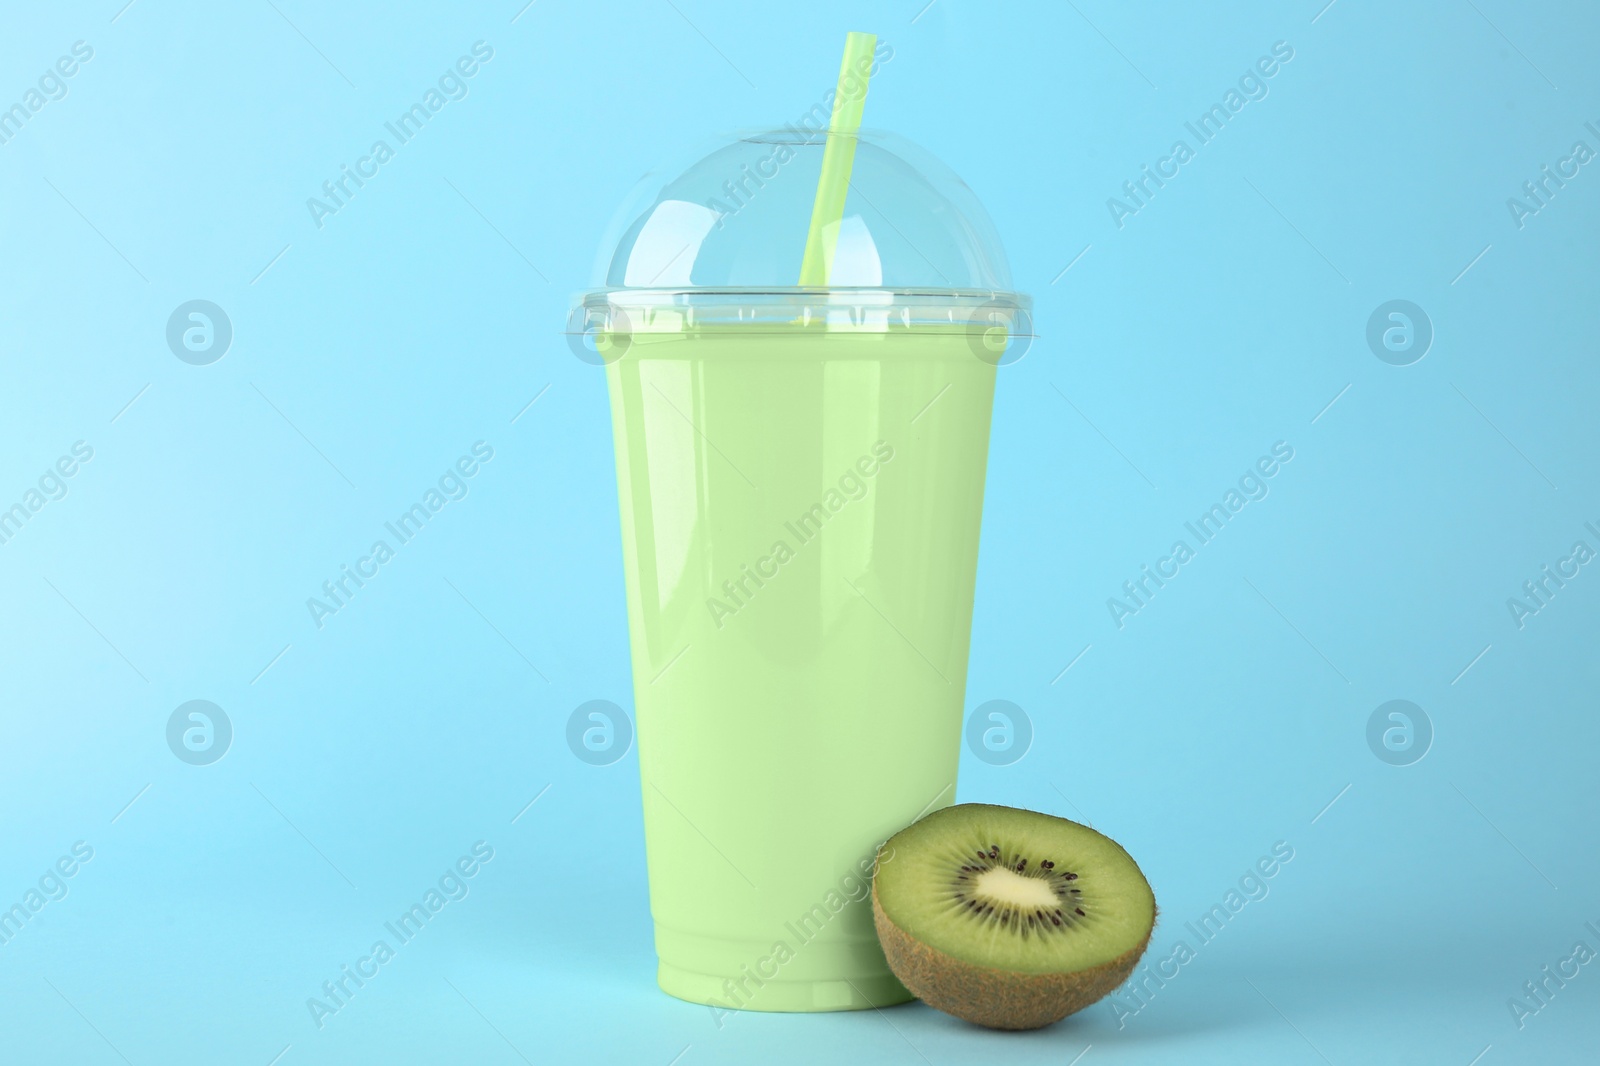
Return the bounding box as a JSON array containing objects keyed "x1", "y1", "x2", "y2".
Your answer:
[{"x1": 571, "y1": 127, "x2": 1030, "y2": 1012}]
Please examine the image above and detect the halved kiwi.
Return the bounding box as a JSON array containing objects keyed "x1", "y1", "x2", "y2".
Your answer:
[{"x1": 872, "y1": 803, "x2": 1156, "y2": 1030}]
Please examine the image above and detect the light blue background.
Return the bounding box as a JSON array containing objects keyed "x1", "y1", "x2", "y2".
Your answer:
[{"x1": 3, "y1": 1, "x2": 1597, "y2": 1063}]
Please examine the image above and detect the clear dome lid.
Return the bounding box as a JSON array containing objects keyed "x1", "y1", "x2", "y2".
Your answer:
[{"x1": 568, "y1": 127, "x2": 1032, "y2": 363}]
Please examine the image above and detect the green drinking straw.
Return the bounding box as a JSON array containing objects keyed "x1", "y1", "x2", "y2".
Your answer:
[{"x1": 797, "y1": 31, "x2": 877, "y2": 287}]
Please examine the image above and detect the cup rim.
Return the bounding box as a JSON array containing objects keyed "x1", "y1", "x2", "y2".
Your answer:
[{"x1": 566, "y1": 288, "x2": 1034, "y2": 339}]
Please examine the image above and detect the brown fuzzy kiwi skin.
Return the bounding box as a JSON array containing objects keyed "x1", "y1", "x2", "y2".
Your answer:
[{"x1": 872, "y1": 880, "x2": 1155, "y2": 1031}]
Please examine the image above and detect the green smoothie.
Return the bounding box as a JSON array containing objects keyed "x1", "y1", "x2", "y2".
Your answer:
[{"x1": 605, "y1": 323, "x2": 996, "y2": 1012}]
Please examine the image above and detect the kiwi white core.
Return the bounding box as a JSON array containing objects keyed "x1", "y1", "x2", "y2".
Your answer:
[
  {"x1": 973, "y1": 867, "x2": 1059, "y2": 910},
  {"x1": 874, "y1": 804, "x2": 1158, "y2": 974}
]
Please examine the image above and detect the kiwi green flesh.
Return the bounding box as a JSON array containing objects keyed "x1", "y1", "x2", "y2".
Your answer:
[
  {"x1": 874, "y1": 804, "x2": 1155, "y2": 977},
  {"x1": 873, "y1": 889, "x2": 1151, "y2": 1030}
]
